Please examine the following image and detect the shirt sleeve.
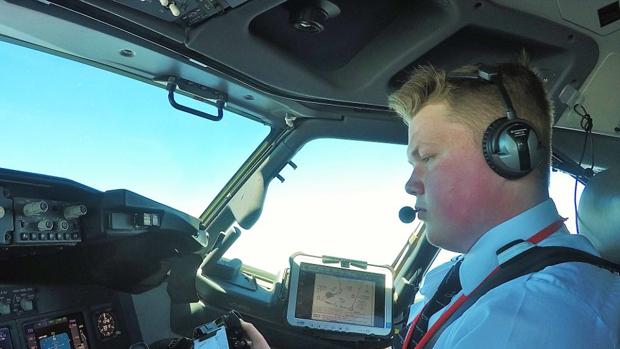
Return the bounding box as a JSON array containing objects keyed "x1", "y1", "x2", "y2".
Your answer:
[{"x1": 434, "y1": 277, "x2": 615, "y2": 349}]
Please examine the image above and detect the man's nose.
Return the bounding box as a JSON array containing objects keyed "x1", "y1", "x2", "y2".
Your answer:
[{"x1": 405, "y1": 168, "x2": 424, "y2": 196}]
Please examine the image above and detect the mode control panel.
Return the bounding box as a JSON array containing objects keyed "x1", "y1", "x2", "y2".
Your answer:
[
  {"x1": 0, "y1": 287, "x2": 36, "y2": 318},
  {"x1": 10, "y1": 197, "x2": 87, "y2": 246}
]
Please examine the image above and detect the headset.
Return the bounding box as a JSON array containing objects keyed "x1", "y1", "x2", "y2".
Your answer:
[{"x1": 448, "y1": 64, "x2": 544, "y2": 179}]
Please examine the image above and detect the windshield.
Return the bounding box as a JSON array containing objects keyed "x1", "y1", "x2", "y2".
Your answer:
[
  {"x1": 225, "y1": 138, "x2": 415, "y2": 273},
  {"x1": 0, "y1": 41, "x2": 269, "y2": 217}
]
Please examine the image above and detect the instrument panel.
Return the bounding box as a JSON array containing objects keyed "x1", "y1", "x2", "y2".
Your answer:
[
  {"x1": 8, "y1": 197, "x2": 87, "y2": 246},
  {"x1": 24, "y1": 312, "x2": 90, "y2": 349},
  {"x1": 0, "y1": 285, "x2": 141, "y2": 349},
  {"x1": 0, "y1": 326, "x2": 14, "y2": 349},
  {"x1": 0, "y1": 167, "x2": 201, "y2": 251},
  {"x1": 0, "y1": 169, "x2": 204, "y2": 348}
]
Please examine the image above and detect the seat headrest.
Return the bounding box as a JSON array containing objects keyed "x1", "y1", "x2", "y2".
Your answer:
[{"x1": 578, "y1": 167, "x2": 620, "y2": 264}]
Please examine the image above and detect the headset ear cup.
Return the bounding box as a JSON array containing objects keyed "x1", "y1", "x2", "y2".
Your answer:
[
  {"x1": 482, "y1": 118, "x2": 508, "y2": 177},
  {"x1": 482, "y1": 118, "x2": 543, "y2": 179}
]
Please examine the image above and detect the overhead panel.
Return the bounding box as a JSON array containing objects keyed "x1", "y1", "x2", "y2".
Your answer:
[
  {"x1": 558, "y1": 0, "x2": 620, "y2": 35},
  {"x1": 111, "y1": 0, "x2": 250, "y2": 26},
  {"x1": 556, "y1": 52, "x2": 620, "y2": 137}
]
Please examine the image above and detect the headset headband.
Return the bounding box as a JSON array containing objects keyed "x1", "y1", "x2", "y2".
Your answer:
[{"x1": 448, "y1": 64, "x2": 517, "y2": 120}]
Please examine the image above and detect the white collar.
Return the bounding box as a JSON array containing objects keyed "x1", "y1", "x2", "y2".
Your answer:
[{"x1": 459, "y1": 198, "x2": 565, "y2": 294}]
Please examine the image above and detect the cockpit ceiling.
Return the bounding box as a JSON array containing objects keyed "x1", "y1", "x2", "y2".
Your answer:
[
  {"x1": 3, "y1": 0, "x2": 620, "y2": 162},
  {"x1": 3, "y1": 0, "x2": 600, "y2": 115}
]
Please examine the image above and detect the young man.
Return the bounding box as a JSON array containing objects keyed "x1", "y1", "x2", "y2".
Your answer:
[
  {"x1": 242, "y1": 62, "x2": 620, "y2": 348},
  {"x1": 390, "y1": 62, "x2": 620, "y2": 348}
]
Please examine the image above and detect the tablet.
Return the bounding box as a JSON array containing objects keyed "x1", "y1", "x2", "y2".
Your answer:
[{"x1": 286, "y1": 254, "x2": 393, "y2": 337}]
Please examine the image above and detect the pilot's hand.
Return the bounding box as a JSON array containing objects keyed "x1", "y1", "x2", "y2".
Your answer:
[{"x1": 240, "y1": 320, "x2": 271, "y2": 349}]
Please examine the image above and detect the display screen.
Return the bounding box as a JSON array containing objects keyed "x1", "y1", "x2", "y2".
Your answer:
[
  {"x1": 295, "y1": 263, "x2": 385, "y2": 327},
  {"x1": 0, "y1": 327, "x2": 14, "y2": 349},
  {"x1": 24, "y1": 312, "x2": 90, "y2": 349}
]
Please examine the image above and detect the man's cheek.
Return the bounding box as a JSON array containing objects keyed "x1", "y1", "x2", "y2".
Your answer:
[
  {"x1": 430, "y1": 163, "x2": 482, "y2": 224},
  {"x1": 428, "y1": 177, "x2": 468, "y2": 221}
]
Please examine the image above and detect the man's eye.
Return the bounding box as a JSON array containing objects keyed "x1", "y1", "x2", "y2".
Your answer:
[{"x1": 421, "y1": 155, "x2": 434, "y2": 162}]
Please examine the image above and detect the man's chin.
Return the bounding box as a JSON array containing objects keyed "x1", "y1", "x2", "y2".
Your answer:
[
  {"x1": 425, "y1": 226, "x2": 457, "y2": 251},
  {"x1": 424, "y1": 224, "x2": 439, "y2": 245},
  {"x1": 425, "y1": 230, "x2": 442, "y2": 249}
]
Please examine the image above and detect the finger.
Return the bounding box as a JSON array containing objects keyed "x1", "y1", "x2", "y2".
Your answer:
[{"x1": 240, "y1": 320, "x2": 271, "y2": 349}]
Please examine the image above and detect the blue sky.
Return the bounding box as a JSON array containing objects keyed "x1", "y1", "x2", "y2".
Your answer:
[{"x1": 0, "y1": 40, "x2": 269, "y2": 217}]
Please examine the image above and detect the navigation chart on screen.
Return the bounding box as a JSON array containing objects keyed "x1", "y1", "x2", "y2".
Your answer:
[{"x1": 311, "y1": 274, "x2": 375, "y2": 326}]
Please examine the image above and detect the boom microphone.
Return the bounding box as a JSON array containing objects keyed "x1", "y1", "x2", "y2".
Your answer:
[{"x1": 399, "y1": 206, "x2": 418, "y2": 224}]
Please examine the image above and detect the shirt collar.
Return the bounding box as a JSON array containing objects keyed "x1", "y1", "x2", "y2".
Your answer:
[{"x1": 459, "y1": 198, "x2": 565, "y2": 294}]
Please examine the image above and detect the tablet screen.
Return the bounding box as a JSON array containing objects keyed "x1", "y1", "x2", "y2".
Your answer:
[
  {"x1": 295, "y1": 263, "x2": 385, "y2": 327},
  {"x1": 287, "y1": 254, "x2": 392, "y2": 337}
]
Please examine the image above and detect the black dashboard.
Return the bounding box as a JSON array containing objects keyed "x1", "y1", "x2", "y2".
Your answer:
[
  {"x1": 0, "y1": 167, "x2": 392, "y2": 349},
  {"x1": 0, "y1": 167, "x2": 208, "y2": 349},
  {"x1": 0, "y1": 167, "x2": 205, "y2": 290}
]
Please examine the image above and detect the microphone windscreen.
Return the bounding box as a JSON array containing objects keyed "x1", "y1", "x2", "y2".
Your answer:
[{"x1": 399, "y1": 206, "x2": 417, "y2": 224}]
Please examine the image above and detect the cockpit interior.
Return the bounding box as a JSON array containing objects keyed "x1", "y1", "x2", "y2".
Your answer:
[{"x1": 1, "y1": 0, "x2": 619, "y2": 348}]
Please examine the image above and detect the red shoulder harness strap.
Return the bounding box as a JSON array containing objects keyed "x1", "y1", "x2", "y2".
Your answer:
[{"x1": 402, "y1": 219, "x2": 567, "y2": 349}]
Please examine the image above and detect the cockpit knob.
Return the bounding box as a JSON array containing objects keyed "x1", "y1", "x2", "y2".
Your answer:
[
  {"x1": 64, "y1": 205, "x2": 87, "y2": 220},
  {"x1": 20, "y1": 299, "x2": 33, "y2": 311},
  {"x1": 0, "y1": 206, "x2": 5, "y2": 219},
  {"x1": 23, "y1": 201, "x2": 48, "y2": 217},
  {"x1": 37, "y1": 219, "x2": 53, "y2": 231},
  {"x1": 169, "y1": 2, "x2": 181, "y2": 16},
  {"x1": 0, "y1": 302, "x2": 10, "y2": 315},
  {"x1": 57, "y1": 220, "x2": 69, "y2": 231}
]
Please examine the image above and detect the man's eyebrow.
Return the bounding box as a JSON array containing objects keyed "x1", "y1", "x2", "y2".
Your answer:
[
  {"x1": 408, "y1": 141, "x2": 436, "y2": 157},
  {"x1": 408, "y1": 141, "x2": 432, "y2": 165}
]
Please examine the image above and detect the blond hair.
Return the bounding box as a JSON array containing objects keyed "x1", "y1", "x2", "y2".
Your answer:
[{"x1": 389, "y1": 59, "x2": 554, "y2": 183}]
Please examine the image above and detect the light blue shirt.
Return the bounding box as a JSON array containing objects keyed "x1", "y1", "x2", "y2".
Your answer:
[{"x1": 408, "y1": 199, "x2": 620, "y2": 348}]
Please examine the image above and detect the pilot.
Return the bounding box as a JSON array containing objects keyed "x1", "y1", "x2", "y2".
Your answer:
[
  {"x1": 390, "y1": 60, "x2": 620, "y2": 348},
  {"x1": 242, "y1": 59, "x2": 620, "y2": 348}
]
